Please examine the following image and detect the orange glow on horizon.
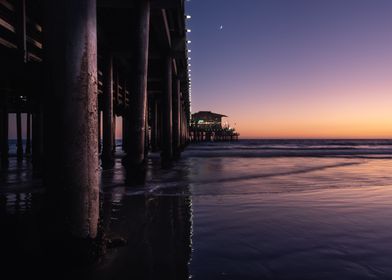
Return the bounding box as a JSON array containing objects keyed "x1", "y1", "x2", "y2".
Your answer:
[{"x1": 196, "y1": 84, "x2": 392, "y2": 139}]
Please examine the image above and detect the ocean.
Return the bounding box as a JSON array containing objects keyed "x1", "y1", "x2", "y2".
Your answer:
[
  {"x1": 2, "y1": 139, "x2": 392, "y2": 279},
  {"x1": 180, "y1": 140, "x2": 392, "y2": 279}
]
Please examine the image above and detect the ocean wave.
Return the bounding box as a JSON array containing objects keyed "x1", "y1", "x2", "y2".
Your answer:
[
  {"x1": 182, "y1": 148, "x2": 392, "y2": 158},
  {"x1": 192, "y1": 162, "x2": 363, "y2": 185}
]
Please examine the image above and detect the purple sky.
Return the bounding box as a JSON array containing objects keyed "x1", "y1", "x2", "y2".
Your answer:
[
  {"x1": 186, "y1": 0, "x2": 392, "y2": 138},
  {"x1": 8, "y1": 0, "x2": 392, "y2": 139}
]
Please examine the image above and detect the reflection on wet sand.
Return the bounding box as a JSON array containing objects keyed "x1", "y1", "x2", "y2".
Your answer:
[
  {"x1": 95, "y1": 192, "x2": 192, "y2": 279},
  {"x1": 0, "y1": 156, "x2": 192, "y2": 280},
  {"x1": 4, "y1": 140, "x2": 392, "y2": 279}
]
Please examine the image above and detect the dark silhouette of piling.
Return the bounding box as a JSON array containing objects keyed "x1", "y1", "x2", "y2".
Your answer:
[
  {"x1": 124, "y1": 0, "x2": 151, "y2": 183},
  {"x1": 43, "y1": 0, "x2": 100, "y2": 256},
  {"x1": 151, "y1": 97, "x2": 159, "y2": 151},
  {"x1": 102, "y1": 53, "x2": 114, "y2": 169},
  {"x1": 173, "y1": 77, "x2": 181, "y2": 158},
  {"x1": 162, "y1": 55, "x2": 173, "y2": 166},
  {"x1": 25, "y1": 113, "x2": 31, "y2": 156},
  {"x1": 16, "y1": 111, "x2": 23, "y2": 160},
  {"x1": 0, "y1": 93, "x2": 8, "y2": 169}
]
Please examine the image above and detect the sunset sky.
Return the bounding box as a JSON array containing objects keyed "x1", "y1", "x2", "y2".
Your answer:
[
  {"x1": 187, "y1": 0, "x2": 392, "y2": 138},
  {"x1": 8, "y1": 0, "x2": 392, "y2": 139}
]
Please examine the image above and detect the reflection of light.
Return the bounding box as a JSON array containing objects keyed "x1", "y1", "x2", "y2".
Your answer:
[
  {"x1": 111, "y1": 188, "x2": 126, "y2": 205},
  {"x1": 186, "y1": 15, "x2": 191, "y2": 19},
  {"x1": 187, "y1": 29, "x2": 191, "y2": 33},
  {"x1": 188, "y1": 194, "x2": 194, "y2": 266}
]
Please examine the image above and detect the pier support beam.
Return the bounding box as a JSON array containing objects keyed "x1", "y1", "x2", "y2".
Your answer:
[
  {"x1": 161, "y1": 56, "x2": 173, "y2": 166},
  {"x1": 180, "y1": 105, "x2": 185, "y2": 148},
  {"x1": 0, "y1": 93, "x2": 8, "y2": 169},
  {"x1": 151, "y1": 97, "x2": 158, "y2": 151},
  {"x1": 184, "y1": 107, "x2": 188, "y2": 144},
  {"x1": 32, "y1": 105, "x2": 43, "y2": 176},
  {"x1": 98, "y1": 110, "x2": 101, "y2": 154},
  {"x1": 172, "y1": 78, "x2": 181, "y2": 158},
  {"x1": 25, "y1": 113, "x2": 31, "y2": 156},
  {"x1": 16, "y1": 112, "x2": 23, "y2": 160},
  {"x1": 43, "y1": 0, "x2": 99, "y2": 251},
  {"x1": 112, "y1": 64, "x2": 119, "y2": 155},
  {"x1": 102, "y1": 54, "x2": 114, "y2": 169},
  {"x1": 112, "y1": 114, "x2": 116, "y2": 154},
  {"x1": 124, "y1": 0, "x2": 150, "y2": 183},
  {"x1": 122, "y1": 113, "x2": 129, "y2": 153},
  {"x1": 145, "y1": 103, "x2": 149, "y2": 156}
]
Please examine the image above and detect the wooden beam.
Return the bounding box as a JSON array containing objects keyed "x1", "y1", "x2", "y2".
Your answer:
[
  {"x1": 161, "y1": 9, "x2": 171, "y2": 47},
  {"x1": 98, "y1": 0, "x2": 178, "y2": 9}
]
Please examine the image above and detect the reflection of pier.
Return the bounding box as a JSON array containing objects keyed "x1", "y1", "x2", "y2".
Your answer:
[
  {"x1": 0, "y1": 0, "x2": 191, "y2": 258},
  {"x1": 0, "y1": 158, "x2": 193, "y2": 279},
  {"x1": 190, "y1": 111, "x2": 239, "y2": 142}
]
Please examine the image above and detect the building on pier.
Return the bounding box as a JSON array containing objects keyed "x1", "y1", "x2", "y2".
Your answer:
[
  {"x1": 190, "y1": 111, "x2": 239, "y2": 142},
  {"x1": 0, "y1": 0, "x2": 191, "y2": 248},
  {"x1": 191, "y1": 111, "x2": 227, "y2": 129}
]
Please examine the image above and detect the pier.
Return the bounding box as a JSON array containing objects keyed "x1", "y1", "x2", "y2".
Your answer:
[
  {"x1": 190, "y1": 111, "x2": 239, "y2": 142},
  {"x1": 0, "y1": 0, "x2": 191, "y2": 261}
]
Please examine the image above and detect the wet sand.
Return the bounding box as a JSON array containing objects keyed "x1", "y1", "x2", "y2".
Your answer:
[{"x1": 2, "y1": 140, "x2": 392, "y2": 279}]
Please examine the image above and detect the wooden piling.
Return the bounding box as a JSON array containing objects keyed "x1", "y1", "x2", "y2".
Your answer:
[
  {"x1": 145, "y1": 100, "x2": 150, "y2": 157},
  {"x1": 124, "y1": 0, "x2": 150, "y2": 182},
  {"x1": 43, "y1": 0, "x2": 99, "y2": 243},
  {"x1": 122, "y1": 113, "x2": 129, "y2": 153},
  {"x1": 157, "y1": 100, "x2": 162, "y2": 149},
  {"x1": 173, "y1": 78, "x2": 181, "y2": 158},
  {"x1": 25, "y1": 113, "x2": 31, "y2": 156},
  {"x1": 112, "y1": 115, "x2": 116, "y2": 154},
  {"x1": 180, "y1": 105, "x2": 184, "y2": 147},
  {"x1": 16, "y1": 112, "x2": 23, "y2": 160},
  {"x1": 112, "y1": 62, "x2": 119, "y2": 154},
  {"x1": 161, "y1": 56, "x2": 173, "y2": 165},
  {"x1": 0, "y1": 93, "x2": 8, "y2": 169},
  {"x1": 102, "y1": 53, "x2": 114, "y2": 168},
  {"x1": 98, "y1": 110, "x2": 101, "y2": 154},
  {"x1": 151, "y1": 97, "x2": 158, "y2": 151}
]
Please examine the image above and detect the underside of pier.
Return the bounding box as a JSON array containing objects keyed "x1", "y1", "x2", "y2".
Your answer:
[{"x1": 0, "y1": 0, "x2": 191, "y2": 260}]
